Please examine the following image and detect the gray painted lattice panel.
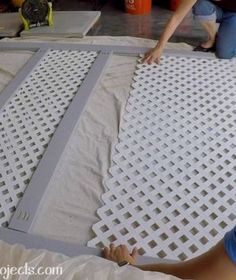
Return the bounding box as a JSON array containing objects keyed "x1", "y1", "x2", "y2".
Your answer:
[
  {"x1": 88, "y1": 55, "x2": 236, "y2": 261},
  {"x1": 0, "y1": 49, "x2": 97, "y2": 227}
]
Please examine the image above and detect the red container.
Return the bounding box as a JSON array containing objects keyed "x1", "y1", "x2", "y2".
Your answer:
[
  {"x1": 125, "y1": 0, "x2": 152, "y2": 15},
  {"x1": 170, "y1": 0, "x2": 180, "y2": 11}
]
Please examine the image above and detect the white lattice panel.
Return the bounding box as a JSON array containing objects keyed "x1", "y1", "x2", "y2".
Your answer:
[
  {"x1": 0, "y1": 49, "x2": 97, "y2": 227},
  {"x1": 88, "y1": 55, "x2": 236, "y2": 261}
]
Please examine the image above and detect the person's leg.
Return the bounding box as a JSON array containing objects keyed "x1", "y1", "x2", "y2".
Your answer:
[
  {"x1": 192, "y1": 0, "x2": 223, "y2": 49},
  {"x1": 199, "y1": 21, "x2": 217, "y2": 48},
  {"x1": 216, "y1": 12, "x2": 236, "y2": 59}
]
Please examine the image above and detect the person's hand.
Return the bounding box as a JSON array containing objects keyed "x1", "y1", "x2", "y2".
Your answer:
[
  {"x1": 103, "y1": 244, "x2": 139, "y2": 265},
  {"x1": 142, "y1": 47, "x2": 163, "y2": 64}
]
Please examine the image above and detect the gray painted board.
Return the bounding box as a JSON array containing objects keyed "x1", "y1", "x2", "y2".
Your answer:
[{"x1": 20, "y1": 11, "x2": 101, "y2": 38}]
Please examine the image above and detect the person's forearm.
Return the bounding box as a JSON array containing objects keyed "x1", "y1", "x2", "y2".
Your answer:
[
  {"x1": 156, "y1": 15, "x2": 184, "y2": 50},
  {"x1": 156, "y1": 0, "x2": 196, "y2": 51},
  {"x1": 135, "y1": 241, "x2": 236, "y2": 280},
  {"x1": 135, "y1": 262, "x2": 196, "y2": 279},
  {"x1": 134, "y1": 249, "x2": 206, "y2": 279}
]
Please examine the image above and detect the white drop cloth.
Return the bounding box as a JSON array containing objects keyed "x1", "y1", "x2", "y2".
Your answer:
[
  {"x1": 0, "y1": 240, "x2": 182, "y2": 280},
  {"x1": 0, "y1": 36, "x2": 192, "y2": 245}
]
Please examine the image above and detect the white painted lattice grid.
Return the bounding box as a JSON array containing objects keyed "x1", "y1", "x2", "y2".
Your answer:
[
  {"x1": 88, "y1": 55, "x2": 236, "y2": 261},
  {"x1": 0, "y1": 49, "x2": 97, "y2": 227}
]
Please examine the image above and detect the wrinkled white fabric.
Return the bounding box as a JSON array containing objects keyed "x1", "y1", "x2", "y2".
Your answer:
[{"x1": 0, "y1": 241, "x2": 182, "y2": 280}]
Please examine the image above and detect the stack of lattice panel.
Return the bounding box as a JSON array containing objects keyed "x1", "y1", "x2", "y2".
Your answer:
[
  {"x1": 88, "y1": 55, "x2": 236, "y2": 261},
  {"x1": 0, "y1": 49, "x2": 97, "y2": 227}
]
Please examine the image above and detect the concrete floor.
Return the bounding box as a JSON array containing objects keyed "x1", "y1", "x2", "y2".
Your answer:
[{"x1": 54, "y1": 0, "x2": 207, "y2": 46}]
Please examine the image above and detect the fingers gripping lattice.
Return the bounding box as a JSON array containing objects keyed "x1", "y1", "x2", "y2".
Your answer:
[
  {"x1": 0, "y1": 49, "x2": 97, "y2": 227},
  {"x1": 88, "y1": 56, "x2": 236, "y2": 261}
]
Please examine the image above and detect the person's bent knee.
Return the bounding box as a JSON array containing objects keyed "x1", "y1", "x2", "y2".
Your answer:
[
  {"x1": 192, "y1": 0, "x2": 217, "y2": 21},
  {"x1": 216, "y1": 48, "x2": 235, "y2": 59},
  {"x1": 192, "y1": 0, "x2": 211, "y2": 15}
]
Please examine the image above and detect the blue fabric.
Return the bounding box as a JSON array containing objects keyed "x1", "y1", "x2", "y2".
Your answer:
[
  {"x1": 217, "y1": 12, "x2": 236, "y2": 58},
  {"x1": 224, "y1": 226, "x2": 236, "y2": 265},
  {"x1": 192, "y1": 0, "x2": 236, "y2": 59},
  {"x1": 193, "y1": 0, "x2": 221, "y2": 21}
]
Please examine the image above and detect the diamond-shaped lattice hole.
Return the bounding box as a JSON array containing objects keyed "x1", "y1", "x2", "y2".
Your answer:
[
  {"x1": 200, "y1": 236, "x2": 208, "y2": 245},
  {"x1": 169, "y1": 242, "x2": 178, "y2": 251},
  {"x1": 108, "y1": 235, "x2": 117, "y2": 242},
  {"x1": 100, "y1": 225, "x2": 109, "y2": 233},
  {"x1": 209, "y1": 229, "x2": 218, "y2": 237},
  {"x1": 96, "y1": 241, "x2": 105, "y2": 249},
  {"x1": 189, "y1": 244, "x2": 198, "y2": 253},
  {"x1": 180, "y1": 235, "x2": 189, "y2": 243},
  {"x1": 178, "y1": 253, "x2": 187, "y2": 261},
  {"x1": 157, "y1": 250, "x2": 167, "y2": 258},
  {"x1": 190, "y1": 227, "x2": 199, "y2": 236},
  {"x1": 148, "y1": 240, "x2": 157, "y2": 249},
  {"x1": 131, "y1": 221, "x2": 140, "y2": 229},
  {"x1": 160, "y1": 233, "x2": 168, "y2": 241},
  {"x1": 228, "y1": 213, "x2": 236, "y2": 221},
  {"x1": 135, "y1": 205, "x2": 143, "y2": 212},
  {"x1": 123, "y1": 212, "x2": 132, "y2": 219},
  {"x1": 105, "y1": 209, "x2": 113, "y2": 217},
  {"x1": 112, "y1": 218, "x2": 121, "y2": 225},
  {"x1": 151, "y1": 223, "x2": 159, "y2": 231},
  {"x1": 140, "y1": 230, "x2": 148, "y2": 238},
  {"x1": 120, "y1": 228, "x2": 129, "y2": 236},
  {"x1": 138, "y1": 248, "x2": 146, "y2": 255},
  {"x1": 0, "y1": 212, "x2": 5, "y2": 219},
  {"x1": 219, "y1": 221, "x2": 228, "y2": 229},
  {"x1": 128, "y1": 238, "x2": 137, "y2": 246},
  {"x1": 170, "y1": 226, "x2": 179, "y2": 233}
]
